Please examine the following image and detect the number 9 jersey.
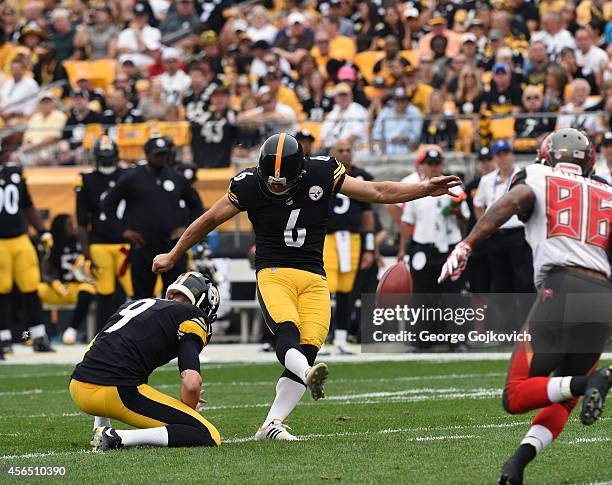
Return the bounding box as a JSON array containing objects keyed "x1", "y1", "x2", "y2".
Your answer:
[
  {"x1": 513, "y1": 163, "x2": 612, "y2": 288},
  {"x1": 227, "y1": 156, "x2": 346, "y2": 276}
]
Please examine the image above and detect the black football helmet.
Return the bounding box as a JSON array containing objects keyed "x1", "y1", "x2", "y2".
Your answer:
[
  {"x1": 537, "y1": 128, "x2": 596, "y2": 176},
  {"x1": 93, "y1": 136, "x2": 119, "y2": 174},
  {"x1": 257, "y1": 133, "x2": 305, "y2": 199},
  {"x1": 166, "y1": 271, "x2": 220, "y2": 323}
]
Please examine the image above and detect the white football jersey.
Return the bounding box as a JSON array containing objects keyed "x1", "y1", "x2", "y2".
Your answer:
[{"x1": 520, "y1": 163, "x2": 612, "y2": 287}]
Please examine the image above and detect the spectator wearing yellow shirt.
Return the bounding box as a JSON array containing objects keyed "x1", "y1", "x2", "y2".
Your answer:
[
  {"x1": 311, "y1": 31, "x2": 336, "y2": 72},
  {"x1": 372, "y1": 35, "x2": 411, "y2": 86},
  {"x1": 318, "y1": 15, "x2": 356, "y2": 62},
  {"x1": 263, "y1": 68, "x2": 304, "y2": 120},
  {"x1": 401, "y1": 65, "x2": 433, "y2": 114},
  {"x1": 13, "y1": 92, "x2": 68, "y2": 165}
]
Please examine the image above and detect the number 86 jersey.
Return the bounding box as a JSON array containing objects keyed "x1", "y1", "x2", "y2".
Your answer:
[
  {"x1": 514, "y1": 163, "x2": 612, "y2": 288},
  {"x1": 227, "y1": 156, "x2": 346, "y2": 276}
]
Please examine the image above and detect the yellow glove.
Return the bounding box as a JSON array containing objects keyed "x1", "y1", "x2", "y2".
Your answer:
[{"x1": 39, "y1": 231, "x2": 54, "y2": 251}]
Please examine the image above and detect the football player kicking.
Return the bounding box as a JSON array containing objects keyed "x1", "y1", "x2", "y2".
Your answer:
[
  {"x1": 439, "y1": 128, "x2": 612, "y2": 485},
  {"x1": 69, "y1": 272, "x2": 221, "y2": 451},
  {"x1": 153, "y1": 133, "x2": 461, "y2": 440}
]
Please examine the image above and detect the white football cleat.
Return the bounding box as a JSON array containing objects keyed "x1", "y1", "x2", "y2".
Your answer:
[
  {"x1": 254, "y1": 420, "x2": 299, "y2": 441},
  {"x1": 62, "y1": 327, "x2": 77, "y2": 345},
  {"x1": 306, "y1": 362, "x2": 329, "y2": 400}
]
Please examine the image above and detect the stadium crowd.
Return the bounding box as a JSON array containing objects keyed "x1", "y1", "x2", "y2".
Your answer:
[
  {"x1": 1, "y1": 0, "x2": 612, "y2": 164},
  {"x1": 1, "y1": 0, "x2": 612, "y2": 353}
]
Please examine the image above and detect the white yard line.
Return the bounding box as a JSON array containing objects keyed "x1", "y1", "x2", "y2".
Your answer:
[{"x1": 2, "y1": 418, "x2": 610, "y2": 460}]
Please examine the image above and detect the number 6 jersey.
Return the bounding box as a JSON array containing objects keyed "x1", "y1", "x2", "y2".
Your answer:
[
  {"x1": 514, "y1": 163, "x2": 612, "y2": 287},
  {"x1": 227, "y1": 156, "x2": 346, "y2": 276}
]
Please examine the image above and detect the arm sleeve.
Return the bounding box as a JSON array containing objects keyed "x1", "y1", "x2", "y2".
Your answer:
[
  {"x1": 75, "y1": 176, "x2": 89, "y2": 227},
  {"x1": 331, "y1": 157, "x2": 346, "y2": 194},
  {"x1": 177, "y1": 316, "x2": 211, "y2": 348},
  {"x1": 227, "y1": 170, "x2": 255, "y2": 211},
  {"x1": 177, "y1": 337, "x2": 202, "y2": 373}
]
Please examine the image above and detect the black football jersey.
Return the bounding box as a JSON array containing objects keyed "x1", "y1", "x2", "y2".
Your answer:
[
  {"x1": 227, "y1": 156, "x2": 346, "y2": 276},
  {"x1": 327, "y1": 165, "x2": 373, "y2": 234},
  {"x1": 72, "y1": 298, "x2": 211, "y2": 386},
  {"x1": 0, "y1": 163, "x2": 33, "y2": 239},
  {"x1": 75, "y1": 169, "x2": 127, "y2": 244},
  {"x1": 102, "y1": 165, "x2": 203, "y2": 244},
  {"x1": 48, "y1": 236, "x2": 82, "y2": 282}
]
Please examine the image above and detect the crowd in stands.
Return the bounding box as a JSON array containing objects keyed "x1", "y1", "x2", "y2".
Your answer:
[{"x1": 0, "y1": 0, "x2": 612, "y2": 167}]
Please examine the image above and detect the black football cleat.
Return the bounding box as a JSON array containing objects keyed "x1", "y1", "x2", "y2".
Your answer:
[
  {"x1": 580, "y1": 365, "x2": 612, "y2": 425},
  {"x1": 92, "y1": 427, "x2": 123, "y2": 452},
  {"x1": 499, "y1": 457, "x2": 524, "y2": 485},
  {"x1": 32, "y1": 336, "x2": 55, "y2": 352}
]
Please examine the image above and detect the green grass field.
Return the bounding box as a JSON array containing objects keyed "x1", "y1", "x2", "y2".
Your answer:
[{"x1": 1, "y1": 359, "x2": 610, "y2": 484}]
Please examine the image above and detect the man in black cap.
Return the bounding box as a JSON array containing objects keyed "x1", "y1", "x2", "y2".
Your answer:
[
  {"x1": 295, "y1": 130, "x2": 315, "y2": 157},
  {"x1": 102, "y1": 135, "x2": 203, "y2": 298},
  {"x1": 595, "y1": 131, "x2": 612, "y2": 185}
]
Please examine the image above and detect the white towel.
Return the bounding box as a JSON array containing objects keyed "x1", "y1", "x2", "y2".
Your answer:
[{"x1": 335, "y1": 231, "x2": 352, "y2": 273}]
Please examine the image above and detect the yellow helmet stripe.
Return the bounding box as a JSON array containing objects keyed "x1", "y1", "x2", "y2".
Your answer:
[{"x1": 274, "y1": 132, "x2": 287, "y2": 178}]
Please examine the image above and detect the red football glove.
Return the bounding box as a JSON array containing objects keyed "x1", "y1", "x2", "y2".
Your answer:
[{"x1": 438, "y1": 241, "x2": 472, "y2": 283}]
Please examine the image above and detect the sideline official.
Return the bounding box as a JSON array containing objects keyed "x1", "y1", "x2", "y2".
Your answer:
[
  {"x1": 397, "y1": 147, "x2": 469, "y2": 349},
  {"x1": 103, "y1": 136, "x2": 203, "y2": 298},
  {"x1": 473, "y1": 140, "x2": 535, "y2": 330}
]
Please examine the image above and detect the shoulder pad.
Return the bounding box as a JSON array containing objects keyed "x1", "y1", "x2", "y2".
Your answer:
[{"x1": 510, "y1": 168, "x2": 528, "y2": 189}]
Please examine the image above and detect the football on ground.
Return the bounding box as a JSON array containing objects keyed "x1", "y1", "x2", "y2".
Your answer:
[
  {"x1": 377, "y1": 261, "x2": 413, "y2": 295},
  {"x1": 1, "y1": 356, "x2": 611, "y2": 484}
]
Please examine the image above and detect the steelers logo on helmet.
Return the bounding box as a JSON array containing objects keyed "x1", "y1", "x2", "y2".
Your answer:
[
  {"x1": 166, "y1": 271, "x2": 220, "y2": 322},
  {"x1": 257, "y1": 133, "x2": 305, "y2": 200},
  {"x1": 93, "y1": 135, "x2": 119, "y2": 175},
  {"x1": 537, "y1": 128, "x2": 595, "y2": 176}
]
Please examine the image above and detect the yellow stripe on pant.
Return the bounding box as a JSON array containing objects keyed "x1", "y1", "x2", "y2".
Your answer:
[
  {"x1": 323, "y1": 233, "x2": 361, "y2": 294},
  {"x1": 68, "y1": 379, "x2": 220, "y2": 446},
  {"x1": 256, "y1": 267, "x2": 330, "y2": 349}
]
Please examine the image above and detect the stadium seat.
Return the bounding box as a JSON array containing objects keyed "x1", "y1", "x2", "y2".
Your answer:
[
  {"x1": 455, "y1": 119, "x2": 475, "y2": 153},
  {"x1": 353, "y1": 50, "x2": 384, "y2": 84},
  {"x1": 115, "y1": 123, "x2": 150, "y2": 161},
  {"x1": 151, "y1": 121, "x2": 191, "y2": 147},
  {"x1": 82, "y1": 123, "x2": 104, "y2": 150},
  {"x1": 63, "y1": 59, "x2": 117, "y2": 92},
  {"x1": 297, "y1": 121, "x2": 322, "y2": 151},
  {"x1": 489, "y1": 117, "x2": 515, "y2": 140},
  {"x1": 399, "y1": 50, "x2": 417, "y2": 66}
]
